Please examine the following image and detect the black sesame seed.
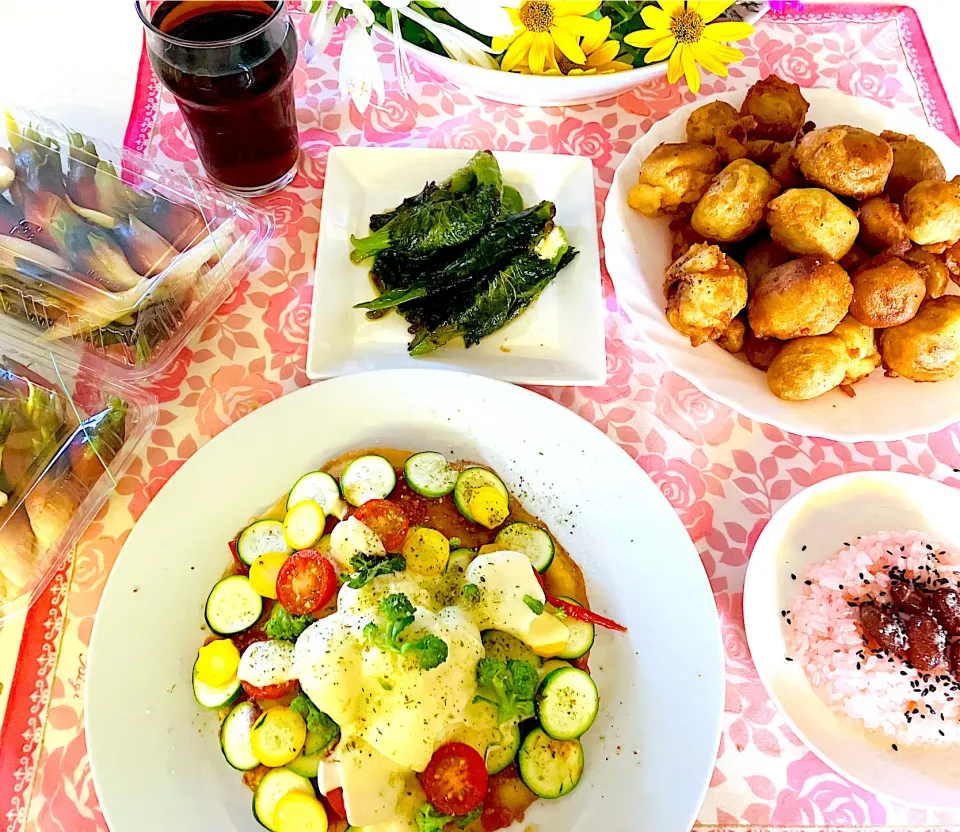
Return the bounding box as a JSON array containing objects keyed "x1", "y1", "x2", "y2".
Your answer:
[
  {"x1": 785, "y1": 657, "x2": 794, "y2": 662},
  {"x1": 892, "y1": 743, "x2": 899, "y2": 751},
  {"x1": 805, "y1": 580, "x2": 812, "y2": 585},
  {"x1": 791, "y1": 573, "x2": 797, "y2": 580},
  {"x1": 802, "y1": 545, "x2": 807, "y2": 551}
]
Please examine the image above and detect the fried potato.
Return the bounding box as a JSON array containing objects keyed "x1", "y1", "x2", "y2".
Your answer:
[
  {"x1": 857, "y1": 196, "x2": 909, "y2": 253},
  {"x1": 879, "y1": 296, "x2": 960, "y2": 381},
  {"x1": 717, "y1": 318, "x2": 746, "y2": 354},
  {"x1": 691, "y1": 159, "x2": 781, "y2": 243},
  {"x1": 686, "y1": 101, "x2": 740, "y2": 144},
  {"x1": 748, "y1": 256, "x2": 853, "y2": 339},
  {"x1": 795, "y1": 125, "x2": 894, "y2": 199},
  {"x1": 849, "y1": 253, "x2": 925, "y2": 328},
  {"x1": 833, "y1": 315, "x2": 881, "y2": 385},
  {"x1": 743, "y1": 237, "x2": 792, "y2": 293},
  {"x1": 903, "y1": 247, "x2": 951, "y2": 299},
  {"x1": 767, "y1": 188, "x2": 859, "y2": 261},
  {"x1": 663, "y1": 243, "x2": 748, "y2": 347},
  {"x1": 744, "y1": 331, "x2": 783, "y2": 370},
  {"x1": 881, "y1": 131, "x2": 947, "y2": 202},
  {"x1": 902, "y1": 177, "x2": 960, "y2": 246},
  {"x1": 767, "y1": 335, "x2": 850, "y2": 400},
  {"x1": 740, "y1": 75, "x2": 811, "y2": 142},
  {"x1": 628, "y1": 142, "x2": 721, "y2": 217}
]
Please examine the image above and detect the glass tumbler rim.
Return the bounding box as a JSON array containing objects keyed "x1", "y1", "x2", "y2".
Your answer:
[{"x1": 135, "y1": 0, "x2": 289, "y2": 49}]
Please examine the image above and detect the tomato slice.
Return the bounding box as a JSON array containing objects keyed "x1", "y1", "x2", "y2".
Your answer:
[
  {"x1": 276, "y1": 550, "x2": 337, "y2": 615},
  {"x1": 240, "y1": 677, "x2": 298, "y2": 700},
  {"x1": 324, "y1": 787, "x2": 346, "y2": 819},
  {"x1": 422, "y1": 742, "x2": 489, "y2": 816},
  {"x1": 353, "y1": 499, "x2": 410, "y2": 552}
]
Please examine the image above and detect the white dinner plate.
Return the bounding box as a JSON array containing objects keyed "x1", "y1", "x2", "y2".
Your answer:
[
  {"x1": 744, "y1": 471, "x2": 960, "y2": 807},
  {"x1": 602, "y1": 88, "x2": 960, "y2": 441},
  {"x1": 307, "y1": 148, "x2": 605, "y2": 385},
  {"x1": 85, "y1": 370, "x2": 723, "y2": 832}
]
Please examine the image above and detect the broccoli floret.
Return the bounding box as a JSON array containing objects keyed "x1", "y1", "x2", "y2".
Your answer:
[
  {"x1": 364, "y1": 593, "x2": 449, "y2": 670},
  {"x1": 415, "y1": 804, "x2": 480, "y2": 832},
  {"x1": 347, "y1": 553, "x2": 406, "y2": 588},
  {"x1": 289, "y1": 694, "x2": 340, "y2": 754},
  {"x1": 264, "y1": 605, "x2": 314, "y2": 641},
  {"x1": 522, "y1": 594, "x2": 544, "y2": 615},
  {"x1": 474, "y1": 657, "x2": 538, "y2": 723},
  {"x1": 462, "y1": 582, "x2": 480, "y2": 602}
]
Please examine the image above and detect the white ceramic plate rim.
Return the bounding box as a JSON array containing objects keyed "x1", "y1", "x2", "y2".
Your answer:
[
  {"x1": 603, "y1": 88, "x2": 960, "y2": 442},
  {"x1": 306, "y1": 148, "x2": 606, "y2": 386},
  {"x1": 744, "y1": 470, "x2": 960, "y2": 809},
  {"x1": 85, "y1": 369, "x2": 724, "y2": 832}
]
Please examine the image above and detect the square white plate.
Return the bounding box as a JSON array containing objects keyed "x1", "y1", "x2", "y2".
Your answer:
[{"x1": 307, "y1": 148, "x2": 606, "y2": 385}]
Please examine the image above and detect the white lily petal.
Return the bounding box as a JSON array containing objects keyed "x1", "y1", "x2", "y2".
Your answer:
[
  {"x1": 339, "y1": 23, "x2": 384, "y2": 114},
  {"x1": 341, "y1": 0, "x2": 376, "y2": 28},
  {"x1": 307, "y1": 0, "x2": 338, "y2": 61},
  {"x1": 437, "y1": 0, "x2": 514, "y2": 38},
  {"x1": 399, "y1": 5, "x2": 499, "y2": 67},
  {"x1": 379, "y1": 0, "x2": 412, "y2": 7}
]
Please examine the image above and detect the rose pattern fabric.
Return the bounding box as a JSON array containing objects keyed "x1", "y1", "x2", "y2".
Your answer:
[{"x1": 9, "y1": 6, "x2": 960, "y2": 832}]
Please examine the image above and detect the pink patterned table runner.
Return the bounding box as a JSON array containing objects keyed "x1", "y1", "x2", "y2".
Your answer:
[{"x1": 4, "y1": 4, "x2": 960, "y2": 831}]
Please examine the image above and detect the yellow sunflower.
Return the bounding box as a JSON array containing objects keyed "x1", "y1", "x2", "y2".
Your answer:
[
  {"x1": 513, "y1": 16, "x2": 634, "y2": 76},
  {"x1": 624, "y1": 1, "x2": 754, "y2": 93},
  {"x1": 494, "y1": 1, "x2": 610, "y2": 75}
]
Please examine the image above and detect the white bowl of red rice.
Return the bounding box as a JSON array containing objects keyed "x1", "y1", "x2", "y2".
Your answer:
[{"x1": 744, "y1": 471, "x2": 960, "y2": 808}]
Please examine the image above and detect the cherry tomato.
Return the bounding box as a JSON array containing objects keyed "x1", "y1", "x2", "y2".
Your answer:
[
  {"x1": 240, "y1": 677, "x2": 298, "y2": 700},
  {"x1": 230, "y1": 628, "x2": 268, "y2": 655},
  {"x1": 324, "y1": 787, "x2": 346, "y2": 819},
  {"x1": 422, "y1": 742, "x2": 488, "y2": 816},
  {"x1": 353, "y1": 499, "x2": 410, "y2": 552},
  {"x1": 276, "y1": 550, "x2": 337, "y2": 615}
]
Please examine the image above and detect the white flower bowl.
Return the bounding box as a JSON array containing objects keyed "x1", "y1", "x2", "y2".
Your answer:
[{"x1": 373, "y1": 3, "x2": 768, "y2": 107}]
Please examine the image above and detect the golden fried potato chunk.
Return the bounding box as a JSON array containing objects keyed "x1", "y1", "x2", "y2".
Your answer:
[
  {"x1": 743, "y1": 237, "x2": 792, "y2": 293},
  {"x1": 879, "y1": 296, "x2": 960, "y2": 381},
  {"x1": 840, "y1": 243, "x2": 871, "y2": 273},
  {"x1": 748, "y1": 256, "x2": 853, "y2": 339},
  {"x1": 902, "y1": 177, "x2": 960, "y2": 246},
  {"x1": 857, "y1": 196, "x2": 909, "y2": 253},
  {"x1": 849, "y1": 254, "x2": 925, "y2": 328},
  {"x1": 903, "y1": 246, "x2": 951, "y2": 298},
  {"x1": 740, "y1": 75, "x2": 811, "y2": 142},
  {"x1": 687, "y1": 101, "x2": 741, "y2": 144},
  {"x1": 669, "y1": 218, "x2": 708, "y2": 261},
  {"x1": 795, "y1": 125, "x2": 894, "y2": 199},
  {"x1": 881, "y1": 131, "x2": 947, "y2": 202},
  {"x1": 691, "y1": 159, "x2": 781, "y2": 243},
  {"x1": 663, "y1": 243, "x2": 748, "y2": 347},
  {"x1": 833, "y1": 315, "x2": 881, "y2": 385},
  {"x1": 767, "y1": 335, "x2": 850, "y2": 400},
  {"x1": 717, "y1": 318, "x2": 746, "y2": 354},
  {"x1": 628, "y1": 142, "x2": 721, "y2": 217},
  {"x1": 767, "y1": 188, "x2": 859, "y2": 261}
]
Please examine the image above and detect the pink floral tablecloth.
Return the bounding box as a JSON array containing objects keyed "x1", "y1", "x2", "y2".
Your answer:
[{"x1": 4, "y1": 4, "x2": 960, "y2": 831}]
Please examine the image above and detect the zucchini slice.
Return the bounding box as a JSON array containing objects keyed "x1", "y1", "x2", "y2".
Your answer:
[
  {"x1": 482, "y1": 630, "x2": 542, "y2": 668},
  {"x1": 453, "y1": 467, "x2": 509, "y2": 523},
  {"x1": 539, "y1": 659, "x2": 573, "y2": 681},
  {"x1": 204, "y1": 575, "x2": 263, "y2": 636},
  {"x1": 555, "y1": 596, "x2": 595, "y2": 660},
  {"x1": 287, "y1": 471, "x2": 346, "y2": 518},
  {"x1": 404, "y1": 451, "x2": 457, "y2": 498},
  {"x1": 485, "y1": 721, "x2": 521, "y2": 774},
  {"x1": 495, "y1": 522, "x2": 555, "y2": 572},
  {"x1": 237, "y1": 519, "x2": 292, "y2": 566},
  {"x1": 340, "y1": 455, "x2": 396, "y2": 507},
  {"x1": 252, "y1": 768, "x2": 314, "y2": 832},
  {"x1": 517, "y1": 727, "x2": 584, "y2": 799},
  {"x1": 220, "y1": 701, "x2": 260, "y2": 771},
  {"x1": 535, "y1": 666, "x2": 599, "y2": 740},
  {"x1": 192, "y1": 658, "x2": 241, "y2": 710},
  {"x1": 285, "y1": 750, "x2": 324, "y2": 779}
]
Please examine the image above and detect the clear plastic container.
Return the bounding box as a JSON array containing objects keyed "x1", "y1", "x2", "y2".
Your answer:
[
  {"x1": 0, "y1": 106, "x2": 273, "y2": 621},
  {"x1": 0, "y1": 105, "x2": 273, "y2": 381}
]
